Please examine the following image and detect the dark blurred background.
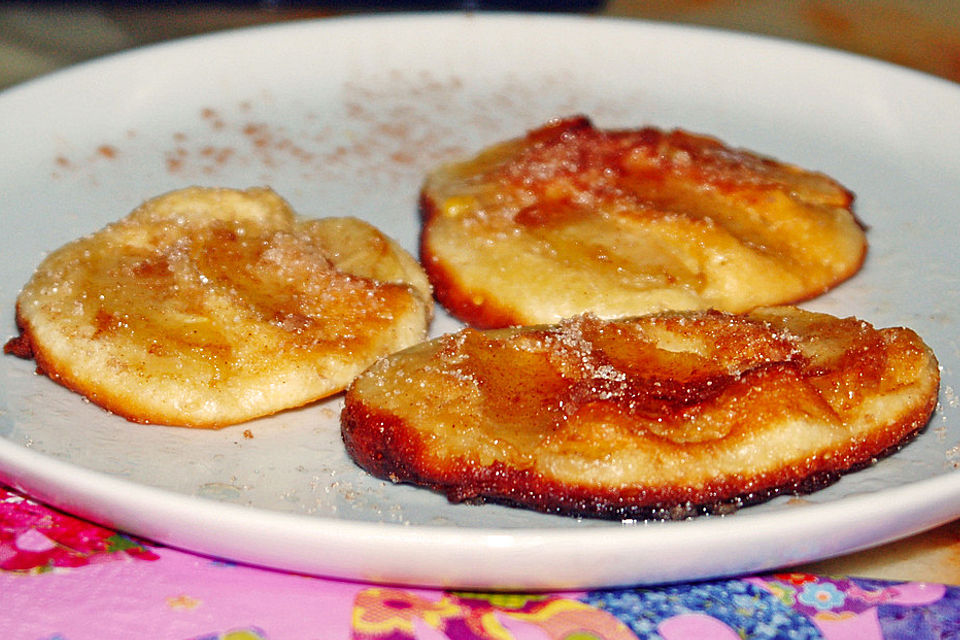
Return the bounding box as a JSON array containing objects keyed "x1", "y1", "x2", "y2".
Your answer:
[
  {"x1": 1, "y1": 0, "x2": 960, "y2": 586},
  {"x1": 2, "y1": 1, "x2": 959, "y2": 89}
]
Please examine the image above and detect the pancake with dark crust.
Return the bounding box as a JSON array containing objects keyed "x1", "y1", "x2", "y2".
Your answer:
[
  {"x1": 341, "y1": 307, "x2": 939, "y2": 520},
  {"x1": 420, "y1": 116, "x2": 867, "y2": 328},
  {"x1": 5, "y1": 186, "x2": 433, "y2": 428}
]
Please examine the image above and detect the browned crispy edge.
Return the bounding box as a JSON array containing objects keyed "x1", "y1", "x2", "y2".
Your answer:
[
  {"x1": 340, "y1": 381, "x2": 938, "y2": 520},
  {"x1": 417, "y1": 164, "x2": 869, "y2": 330},
  {"x1": 5, "y1": 304, "x2": 300, "y2": 428},
  {"x1": 4, "y1": 303, "x2": 177, "y2": 426},
  {"x1": 418, "y1": 191, "x2": 527, "y2": 329}
]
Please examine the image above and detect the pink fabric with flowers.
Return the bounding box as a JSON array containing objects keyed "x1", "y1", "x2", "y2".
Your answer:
[{"x1": 2, "y1": 486, "x2": 957, "y2": 640}]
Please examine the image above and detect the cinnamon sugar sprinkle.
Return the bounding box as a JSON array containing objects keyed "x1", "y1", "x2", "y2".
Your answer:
[{"x1": 49, "y1": 69, "x2": 643, "y2": 185}]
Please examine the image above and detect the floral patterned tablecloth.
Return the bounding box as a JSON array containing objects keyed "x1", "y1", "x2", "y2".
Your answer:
[{"x1": 3, "y1": 486, "x2": 959, "y2": 640}]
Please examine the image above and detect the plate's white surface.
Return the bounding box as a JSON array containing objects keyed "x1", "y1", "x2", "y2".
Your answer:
[{"x1": 2, "y1": 13, "x2": 959, "y2": 590}]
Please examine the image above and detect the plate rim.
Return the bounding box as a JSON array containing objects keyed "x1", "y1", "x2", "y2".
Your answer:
[{"x1": 3, "y1": 429, "x2": 959, "y2": 589}]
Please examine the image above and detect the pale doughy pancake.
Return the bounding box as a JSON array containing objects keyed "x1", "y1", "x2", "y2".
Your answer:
[
  {"x1": 5, "y1": 187, "x2": 432, "y2": 428},
  {"x1": 420, "y1": 116, "x2": 867, "y2": 328},
  {"x1": 342, "y1": 307, "x2": 939, "y2": 519}
]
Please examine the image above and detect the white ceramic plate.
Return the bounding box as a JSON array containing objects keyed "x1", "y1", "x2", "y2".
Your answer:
[{"x1": 2, "y1": 13, "x2": 959, "y2": 590}]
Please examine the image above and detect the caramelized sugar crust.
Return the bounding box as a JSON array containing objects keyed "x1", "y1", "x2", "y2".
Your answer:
[
  {"x1": 341, "y1": 307, "x2": 939, "y2": 519},
  {"x1": 420, "y1": 116, "x2": 867, "y2": 328},
  {"x1": 5, "y1": 187, "x2": 432, "y2": 428}
]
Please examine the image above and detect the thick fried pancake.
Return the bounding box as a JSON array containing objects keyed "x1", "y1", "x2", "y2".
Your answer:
[
  {"x1": 420, "y1": 116, "x2": 867, "y2": 328},
  {"x1": 341, "y1": 307, "x2": 938, "y2": 519},
  {"x1": 5, "y1": 187, "x2": 432, "y2": 428}
]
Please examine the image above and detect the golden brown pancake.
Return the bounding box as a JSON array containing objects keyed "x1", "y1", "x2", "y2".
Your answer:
[
  {"x1": 341, "y1": 307, "x2": 938, "y2": 519},
  {"x1": 5, "y1": 187, "x2": 432, "y2": 428},
  {"x1": 420, "y1": 116, "x2": 867, "y2": 328}
]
